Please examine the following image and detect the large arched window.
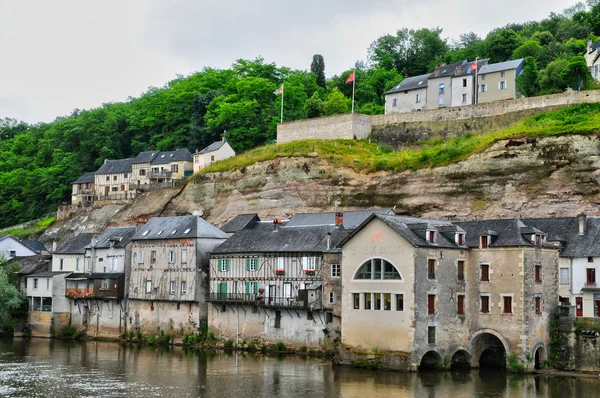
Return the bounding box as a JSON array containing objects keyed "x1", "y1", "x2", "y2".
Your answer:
[{"x1": 354, "y1": 258, "x2": 402, "y2": 280}]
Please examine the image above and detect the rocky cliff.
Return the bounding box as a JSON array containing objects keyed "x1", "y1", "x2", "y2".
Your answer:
[{"x1": 41, "y1": 134, "x2": 600, "y2": 245}]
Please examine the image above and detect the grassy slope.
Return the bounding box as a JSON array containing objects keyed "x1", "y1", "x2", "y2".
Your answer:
[
  {"x1": 0, "y1": 216, "x2": 56, "y2": 240},
  {"x1": 194, "y1": 103, "x2": 600, "y2": 179}
]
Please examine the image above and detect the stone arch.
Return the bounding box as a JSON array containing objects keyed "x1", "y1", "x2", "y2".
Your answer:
[
  {"x1": 450, "y1": 349, "x2": 471, "y2": 370},
  {"x1": 418, "y1": 350, "x2": 443, "y2": 371},
  {"x1": 533, "y1": 343, "x2": 548, "y2": 370},
  {"x1": 469, "y1": 329, "x2": 510, "y2": 368}
]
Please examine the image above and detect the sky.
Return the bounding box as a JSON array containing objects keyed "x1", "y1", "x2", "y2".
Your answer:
[{"x1": 0, "y1": 0, "x2": 583, "y2": 124}]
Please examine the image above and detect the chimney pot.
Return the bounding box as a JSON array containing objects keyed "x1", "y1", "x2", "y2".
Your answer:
[
  {"x1": 335, "y1": 212, "x2": 344, "y2": 228},
  {"x1": 273, "y1": 219, "x2": 282, "y2": 231},
  {"x1": 578, "y1": 213, "x2": 586, "y2": 235}
]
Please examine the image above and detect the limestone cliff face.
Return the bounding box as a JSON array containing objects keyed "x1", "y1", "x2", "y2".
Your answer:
[
  {"x1": 42, "y1": 135, "x2": 600, "y2": 246},
  {"x1": 163, "y1": 135, "x2": 600, "y2": 225}
]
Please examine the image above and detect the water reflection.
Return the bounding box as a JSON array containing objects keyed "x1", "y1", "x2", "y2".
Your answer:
[{"x1": 0, "y1": 338, "x2": 597, "y2": 397}]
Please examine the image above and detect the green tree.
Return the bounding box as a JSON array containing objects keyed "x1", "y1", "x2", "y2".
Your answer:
[
  {"x1": 516, "y1": 57, "x2": 540, "y2": 96},
  {"x1": 512, "y1": 40, "x2": 543, "y2": 61},
  {"x1": 323, "y1": 88, "x2": 349, "y2": 116},
  {"x1": 0, "y1": 256, "x2": 24, "y2": 332},
  {"x1": 310, "y1": 54, "x2": 327, "y2": 89},
  {"x1": 484, "y1": 29, "x2": 522, "y2": 63},
  {"x1": 305, "y1": 92, "x2": 325, "y2": 118}
]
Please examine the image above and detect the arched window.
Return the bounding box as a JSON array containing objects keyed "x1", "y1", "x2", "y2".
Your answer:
[{"x1": 354, "y1": 258, "x2": 401, "y2": 280}]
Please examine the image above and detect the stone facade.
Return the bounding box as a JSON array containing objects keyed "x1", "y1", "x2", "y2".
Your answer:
[{"x1": 277, "y1": 113, "x2": 371, "y2": 144}]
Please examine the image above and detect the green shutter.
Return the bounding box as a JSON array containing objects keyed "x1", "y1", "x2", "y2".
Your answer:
[
  {"x1": 245, "y1": 281, "x2": 250, "y2": 293},
  {"x1": 218, "y1": 259, "x2": 222, "y2": 270},
  {"x1": 246, "y1": 258, "x2": 250, "y2": 271},
  {"x1": 253, "y1": 282, "x2": 258, "y2": 294},
  {"x1": 224, "y1": 259, "x2": 229, "y2": 272}
]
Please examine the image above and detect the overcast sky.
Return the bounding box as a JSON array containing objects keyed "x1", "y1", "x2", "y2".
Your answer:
[{"x1": 0, "y1": 0, "x2": 581, "y2": 124}]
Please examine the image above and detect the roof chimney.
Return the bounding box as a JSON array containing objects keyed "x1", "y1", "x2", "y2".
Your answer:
[
  {"x1": 588, "y1": 39, "x2": 593, "y2": 53},
  {"x1": 273, "y1": 219, "x2": 282, "y2": 231},
  {"x1": 104, "y1": 159, "x2": 108, "y2": 164},
  {"x1": 335, "y1": 212, "x2": 344, "y2": 228},
  {"x1": 578, "y1": 213, "x2": 587, "y2": 235},
  {"x1": 52, "y1": 241, "x2": 57, "y2": 253}
]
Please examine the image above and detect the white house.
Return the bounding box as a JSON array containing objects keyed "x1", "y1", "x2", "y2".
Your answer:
[
  {"x1": 0, "y1": 235, "x2": 40, "y2": 259},
  {"x1": 585, "y1": 39, "x2": 600, "y2": 82},
  {"x1": 193, "y1": 138, "x2": 236, "y2": 173},
  {"x1": 383, "y1": 74, "x2": 429, "y2": 114},
  {"x1": 51, "y1": 233, "x2": 94, "y2": 272}
]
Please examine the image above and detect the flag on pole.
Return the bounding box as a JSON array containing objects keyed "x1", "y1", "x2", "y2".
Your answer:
[
  {"x1": 273, "y1": 86, "x2": 283, "y2": 95},
  {"x1": 345, "y1": 72, "x2": 355, "y2": 84}
]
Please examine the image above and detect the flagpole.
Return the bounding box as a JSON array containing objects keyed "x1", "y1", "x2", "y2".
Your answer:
[
  {"x1": 474, "y1": 58, "x2": 478, "y2": 105},
  {"x1": 351, "y1": 68, "x2": 356, "y2": 114},
  {"x1": 280, "y1": 83, "x2": 284, "y2": 123}
]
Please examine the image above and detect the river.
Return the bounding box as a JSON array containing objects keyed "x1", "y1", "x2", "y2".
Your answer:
[{"x1": 0, "y1": 338, "x2": 598, "y2": 397}]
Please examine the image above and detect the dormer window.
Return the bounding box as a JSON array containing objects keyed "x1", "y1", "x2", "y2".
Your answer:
[
  {"x1": 142, "y1": 231, "x2": 149, "y2": 236},
  {"x1": 171, "y1": 230, "x2": 177, "y2": 235},
  {"x1": 184, "y1": 228, "x2": 191, "y2": 234},
  {"x1": 456, "y1": 233, "x2": 465, "y2": 246},
  {"x1": 481, "y1": 236, "x2": 489, "y2": 249},
  {"x1": 157, "y1": 231, "x2": 163, "y2": 235},
  {"x1": 428, "y1": 230, "x2": 436, "y2": 244}
]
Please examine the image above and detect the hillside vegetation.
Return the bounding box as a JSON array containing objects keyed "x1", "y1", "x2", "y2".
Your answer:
[
  {"x1": 195, "y1": 103, "x2": 600, "y2": 176},
  {"x1": 1, "y1": 3, "x2": 599, "y2": 228}
]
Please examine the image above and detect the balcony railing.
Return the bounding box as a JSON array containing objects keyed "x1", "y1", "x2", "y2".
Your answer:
[
  {"x1": 208, "y1": 293, "x2": 312, "y2": 309},
  {"x1": 208, "y1": 293, "x2": 256, "y2": 303},
  {"x1": 66, "y1": 288, "x2": 94, "y2": 298},
  {"x1": 150, "y1": 170, "x2": 173, "y2": 179},
  {"x1": 259, "y1": 296, "x2": 307, "y2": 309},
  {"x1": 30, "y1": 305, "x2": 52, "y2": 312}
]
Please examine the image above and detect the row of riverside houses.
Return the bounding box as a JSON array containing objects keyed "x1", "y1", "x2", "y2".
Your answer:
[
  {"x1": 71, "y1": 137, "x2": 235, "y2": 206},
  {"x1": 383, "y1": 58, "x2": 525, "y2": 114},
  {"x1": 19, "y1": 211, "x2": 600, "y2": 369}
]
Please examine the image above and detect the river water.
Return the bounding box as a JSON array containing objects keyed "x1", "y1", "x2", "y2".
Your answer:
[{"x1": 0, "y1": 338, "x2": 598, "y2": 397}]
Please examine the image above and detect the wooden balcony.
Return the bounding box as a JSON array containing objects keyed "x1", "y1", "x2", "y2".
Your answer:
[
  {"x1": 149, "y1": 170, "x2": 172, "y2": 179},
  {"x1": 66, "y1": 288, "x2": 94, "y2": 298}
]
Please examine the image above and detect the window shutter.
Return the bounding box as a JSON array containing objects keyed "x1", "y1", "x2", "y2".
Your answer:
[
  {"x1": 498, "y1": 81, "x2": 501, "y2": 90},
  {"x1": 225, "y1": 259, "x2": 229, "y2": 272},
  {"x1": 218, "y1": 259, "x2": 222, "y2": 269},
  {"x1": 246, "y1": 258, "x2": 250, "y2": 271},
  {"x1": 246, "y1": 281, "x2": 250, "y2": 292}
]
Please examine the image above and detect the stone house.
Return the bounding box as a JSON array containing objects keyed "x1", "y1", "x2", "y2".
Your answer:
[
  {"x1": 383, "y1": 74, "x2": 429, "y2": 114},
  {"x1": 25, "y1": 271, "x2": 71, "y2": 337},
  {"x1": 339, "y1": 214, "x2": 558, "y2": 370},
  {"x1": 193, "y1": 138, "x2": 236, "y2": 174},
  {"x1": 94, "y1": 158, "x2": 135, "y2": 201},
  {"x1": 62, "y1": 227, "x2": 137, "y2": 338},
  {"x1": 71, "y1": 172, "x2": 96, "y2": 206},
  {"x1": 128, "y1": 216, "x2": 228, "y2": 334},
  {"x1": 131, "y1": 149, "x2": 193, "y2": 189},
  {"x1": 0, "y1": 235, "x2": 42, "y2": 259},
  {"x1": 425, "y1": 60, "x2": 467, "y2": 110},
  {"x1": 476, "y1": 59, "x2": 525, "y2": 103},
  {"x1": 585, "y1": 39, "x2": 600, "y2": 82},
  {"x1": 524, "y1": 214, "x2": 600, "y2": 318}
]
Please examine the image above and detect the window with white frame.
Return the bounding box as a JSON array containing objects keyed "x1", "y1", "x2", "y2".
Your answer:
[
  {"x1": 331, "y1": 264, "x2": 341, "y2": 277},
  {"x1": 276, "y1": 257, "x2": 285, "y2": 271},
  {"x1": 416, "y1": 93, "x2": 422, "y2": 103},
  {"x1": 181, "y1": 249, "x2": 187, "y2": 264},
  {"x1": 169, "y1": 281, "x2": 176, "y2": 295},
  {"x1": 480, "y1": 84, "x2": 488, "y2": 93},
  {"x1": 219, "y1": 258, "x2": 230, "y2": 272},
  {"x1": 303, "y1": 257, "x2": 316, "y2": 271},
  {"x1": 354, "y1": 258, "x2": 402, "y2": 280},
  {"x1": 145, "y1": 280, "x2": 152, "y2": 294},
  {"x1": 181, "y1": 281, "x2": 187, "y2": 294},
  {"x1": 560, "y1": 268, "x2": 569, "y2": 285},
  {"x1": 138, "y1": 252, "x2": 144, "y2": 264},
  {"x1": 247, "y1": 257, "x2": 258, "y2": 271},
  {"x1": 499, "y1": 81, "x2": 507, "y2": 90},
  {"x1": 168, "y1": 251, "x2": 176, "y2": 264},
  {"x1": 500, "y1": 71, "x2": 505, "y2": 78},
  {"x1": 76, "y1": 258, "x2": 80, "y2": 271}
]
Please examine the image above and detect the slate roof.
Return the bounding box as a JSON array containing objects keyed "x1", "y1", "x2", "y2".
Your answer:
[
  {"x1": 429, "y1": 60, "x2": 468, "y2": 79},
  {"x1": 54, "y1": 233, "x2": 94, "y2": 254},
  {"x1": 285, "y1": 209, "x2": 393, "y2": 229},
  {"x1": 196, "y1": 138, "x2": 227, "y2": 155},
  {"x1": 133, "y1": 216, "x2": 229, "y2": 241},
  {"x1": 384, "y1": 74, "x2": 430, "y2": 95},
  {"x1": 27, "y1": 271, "x2": 69, "y2": 278},
  {"x1": 132, "y1": 151, "x2": 159, "y2": 164},
  {"x1": 23, "y1": 239, "x2": 47, "y2": 253},
  {"x1": 211, "y1": 225, "x2": 351, "y2": 254},
  {"x1": 0, "y1": 235, "x2": 41, "y2": 255},
  {"x1": 151, "y1": 149, "x2": 193, "y2": 165},
  {"x1": 220, "y1": 214, "x2": 261, "y2": 233},
  {"x1": 368, "y1": 214, "x2": 459, "y2": 249},
  {"x1": 478, "y1": 59, "x2": 525, "y2": 75},
  {"x1": 86, "y1": 227, "x2": 137, "y2": 249},
  {"x1": 454, "y1": 219, "x2": 550, "y2": 248},
  {"x1": 65, "y1": 273, "x2": 90, "y2": 280},
  {"x1": 95, "y1": 158, "x2": 134, "y2": 175},
  {"x1": 12, "y1": 255, "x2": 51, "y2": 276},
  {"x1": 72, "y1": 172, "x2": 96, "y2": 185},
  {"x1": 522, "y1": 217, "x2": 600, "y2": 257}
]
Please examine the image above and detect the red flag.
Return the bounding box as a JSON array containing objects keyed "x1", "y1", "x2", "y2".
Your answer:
[{"x1": 345, "y1": 71, "x2": 355, "y2": 84}]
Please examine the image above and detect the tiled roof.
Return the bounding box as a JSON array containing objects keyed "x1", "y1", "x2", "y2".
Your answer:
[
  {"x1": 211, "y1": 225, "x2": 351, "y2": 254},
  {"x1": 86, "y1": 227, "x2": 137, "y2": 249},
  {"x1": 220, "y1": 214, "x2": 261, "y2": 233},
  {"x1": 72, "y1": 172, "x2": 96, "y2": 184},
  {"x1": 54, "y1": 233, "x2": 94, "y2": 254},
  {"x1": 151, "y1": 149, "x2": 193, "y2": 165},
  {"x1": 196, "y1": 139, "x2": 227, "y2": 155},
  {"x1": 95, "y1": 158, "x2": 134, "y2": 175},
  {"x1": 133, "y1": 216, "x2": 229, "y2": 240}
]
